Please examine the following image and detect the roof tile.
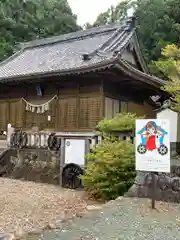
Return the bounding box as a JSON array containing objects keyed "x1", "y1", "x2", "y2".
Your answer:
[{"x1": 0, "y1": 17, "x2": 138, "y2": 80}]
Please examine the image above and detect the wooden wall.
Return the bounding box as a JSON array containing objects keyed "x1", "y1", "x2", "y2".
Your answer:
[
  {"x1": 105, "y1": 97, "x2": 120, "y2": 119},
  {"x1": 0, "y1": 99, "x2": 25, "y2": 131},
  {"x1": 0, "y1": 78, "x2": 103, "y2": 132},
  {"x1": 128, "y1": 101, "x2": 156, "y2": 118},
  {"x1": 56, "y1": 79, "x2": 102, "y2": 131},
  {"x1": 103, "y1": 80, "x2": 156, "y2": 120},
  {"x1": 104, "y1": 97, "x2": 155, "y2": 120},
  {"x1": 0, "y1": 75, "x2": 156, "y2": 132}
]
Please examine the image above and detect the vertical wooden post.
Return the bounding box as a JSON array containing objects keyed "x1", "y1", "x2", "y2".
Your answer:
[
  {"x1": 59, "y1": 137, "x2": 65, "y2": 186},
  {"x1": 55, "y1": 93, "x2": 59, "y2": 132},
  {"x1": 151, "y1": 172, "x2": 156, "y2": 209},
  {"x1": 100, "y1": 79, "x2": 104, "y2": 119},
  {"x1": 76, "y1": 82, "x2": 80, "y2": 130}
]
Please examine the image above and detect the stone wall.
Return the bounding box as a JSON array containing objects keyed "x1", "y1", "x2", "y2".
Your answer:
[
  {"x1": 4, "y1": 150, "x2": 60, "y2": 185},
  {"x1": 126, "y1": 158, "x2": 180, "y2": 203}
]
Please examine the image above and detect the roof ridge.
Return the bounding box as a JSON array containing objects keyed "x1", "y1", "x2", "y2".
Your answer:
[
  {"x1": 19, "y1": 17, "x2": 136, "y2": 50},
  {"x1": 20, "y1": 23, "x2": 121, "y2": 50},
  {"x1": 82, "y1": 17, "x2": 136, "y2": 61},
  {"x1": 111, "y1": 30, "x2": 135, "y2": 53},
  {"x1": 99, "y1": 16, "x2": 137, "y2": 52},
  {"x1": 103, "y1": 30, "x2": 127, "y2": 52},
  {"x1": 98, "y1": 26, "x2": 125, "y2": 52}
]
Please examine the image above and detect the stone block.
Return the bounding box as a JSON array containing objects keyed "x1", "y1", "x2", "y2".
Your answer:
[{"x1": 127, "y1": 160, "x2": 180, "y2": 203}]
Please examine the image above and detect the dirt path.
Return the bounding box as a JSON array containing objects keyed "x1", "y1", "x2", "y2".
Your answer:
[{"x1": 0, "y1": 178, "x2": 90, "y2": 236}]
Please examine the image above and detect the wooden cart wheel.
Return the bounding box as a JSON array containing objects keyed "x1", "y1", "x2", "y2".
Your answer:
[{"x1": 62, "y1": 164, "x2": 83, "y2": 189}]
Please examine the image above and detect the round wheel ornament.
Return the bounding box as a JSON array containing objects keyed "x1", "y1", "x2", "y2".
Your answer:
[
  {"x1": 62, "y1": 164, "x2": 83, "y2": 189},
  {"x1": 137, "y1": 144, "x2": 147, "y2": 154},
  {"x1": 158, "y1": 144, "x2": 168, "y2": 155}
]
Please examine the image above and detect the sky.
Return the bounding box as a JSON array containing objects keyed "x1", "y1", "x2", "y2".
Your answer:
[{"x1": 68, "y1": 0, "x2": 122, "y2": 26}]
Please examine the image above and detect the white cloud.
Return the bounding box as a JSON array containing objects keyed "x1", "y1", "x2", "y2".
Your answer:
[{"x1": 68, "y1": 0, "x2": 121, "y2": 26}]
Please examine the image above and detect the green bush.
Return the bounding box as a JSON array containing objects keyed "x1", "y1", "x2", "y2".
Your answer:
[
  {"x1": 96, "y1": 112, "x2": 144, "y2": 133},
  {"x1": 82, "y1": 138, "x2": 135, "y2": 201}
]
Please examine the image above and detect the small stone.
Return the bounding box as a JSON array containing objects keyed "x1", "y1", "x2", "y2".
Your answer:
[
  {"x1": 14, "y1": 227, "x2": 24, "y2": 239},
  {"x1": 43, "y1": 224, "x2": 53, "y2": 230},
  {"x1": 87, "y1": 205, "x2": 102, "y2": 210},
  {"x1": 116, "y1": 196, "x2": 123, "y2": 201}
]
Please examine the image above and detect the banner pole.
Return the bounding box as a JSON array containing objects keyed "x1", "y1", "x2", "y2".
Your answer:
[{"x1": 151, "y1": 172, "x2": 156, "y2": 209}]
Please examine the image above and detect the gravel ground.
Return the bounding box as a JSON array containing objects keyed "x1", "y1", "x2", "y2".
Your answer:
[
  {"x1": 41, "y1": 197, "x2": 180, "y2": 240},
  {"x1": 0, "y1": 177, "x2": 87, "y2": 236}
]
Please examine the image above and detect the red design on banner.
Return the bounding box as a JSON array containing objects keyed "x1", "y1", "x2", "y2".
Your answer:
[{"x1": 146, "y1": 135, "x2": 156, "y2": 151}]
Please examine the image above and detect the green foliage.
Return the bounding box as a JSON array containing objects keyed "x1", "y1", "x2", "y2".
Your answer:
[
  {"x1": 0, "y1": 0, "x2": 80, "y2": 61},
  {"x1": 82, "y1": 112, "x2": 140, "y2": 201},
  {"x1": 154, "y1": 44, "x2": 180, "y2": 110},
  {"x1": 82, "y1": 139, "x2": 135, "y2": 200},
  {"x1": 135, "y1": 0, "x2": 180, "y2": 62},
  {"x1": 96, "y1": 112, "x2": 144, "y2": 133},
  {"x1": 91, "y1": 0, "x2": 180, "y2": 64},
  {"x1": 93, "y1": 1, "x2": 133, "y2": 27}
]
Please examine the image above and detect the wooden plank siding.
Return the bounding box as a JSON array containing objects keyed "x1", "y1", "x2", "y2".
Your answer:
[
  {"x1": 0, "y1": 97, "x2": 154, "y2": 131},
  {"x1": 0, "y1": 99, "x2": 25, "y2": 131},
  {"x1": 0, "y1": 76, "x2": 155, "y2": 132},
  {"x1": 79, "y1": 96, "x2": 101, "y2": 130},
  {"x1": 57, "y1": 97, "x2": 77, "y2": 131},
  {"x1": 127, "y1": 101, "x2": 156, "y2": 118},
  {"x1": 103, "y1": 78, "x2": 156, "y2": 120},
  {"x1": 0, "y1": 100, "x2": 9, "y2": 131},
  {"x1": 55, "y1": 79, "x2": 103, "y2": 131},
  {"x1": 9, "y1": 99, "x2": 25, "y2": 128},
  {"x1": 25, "y1": 100, "x2": 57, "y2": 130},
  {"x1": 104, "y1": 98, "x2": 156, "y2": 120},
  {"x1": 0, "y1": 79, "x2": 103, "y2": 132}
]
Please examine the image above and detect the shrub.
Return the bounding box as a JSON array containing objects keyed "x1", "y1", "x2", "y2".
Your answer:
[
  {"x1": 96, "y1": 112, "x2": 144, "y2": 133},
  {"x1": 82, "y1": 138, "x2": 135, "y2": 201}
]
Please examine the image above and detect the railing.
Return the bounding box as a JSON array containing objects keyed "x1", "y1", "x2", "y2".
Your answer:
[
  {"x1": 9, "y1": 129, "x2": 52, "y2": 150},
  {"x1": 25, "y1": 132, "x2": 50, "y2": 148},
  {"x1": 8, "y1": 128, "x2": 135, "y2": 151}
]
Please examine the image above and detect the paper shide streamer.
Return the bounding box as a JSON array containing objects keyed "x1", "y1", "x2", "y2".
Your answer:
[{"x1": 22, "y1": 95, "x2": 57, "y2": 114}]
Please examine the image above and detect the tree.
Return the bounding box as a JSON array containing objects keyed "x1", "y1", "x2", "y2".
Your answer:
[
  {"x1": 135, "y1": 0, "x2": 180, "y2": 62},
  {"x1": 91, "y1": 0, "x2": 180, "y2": 64},
  {"x1": 0, "y1": 0, "x2": 80, "y2": 61},
  {"x1": 93, "y1": 0, "x2": 134, "y2": 27},
  {"x1": 154, "y1": 44, "x2": 180, "y2": 110}
]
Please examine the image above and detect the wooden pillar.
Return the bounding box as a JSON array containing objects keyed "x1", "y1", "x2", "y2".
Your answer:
[
  {"x1": 100, "y1": 79, "x2": 105, "y2": 119},
  {"x1": 59, "y1": 137, "x2": 65, "y2": 186},
  {"x1": 76, "y1": 83, "x2": 80, "y2": 130}
]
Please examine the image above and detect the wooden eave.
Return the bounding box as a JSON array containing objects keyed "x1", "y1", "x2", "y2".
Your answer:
[{"x1": 0, "y1": 57, "x2": 166, "y2": 91}]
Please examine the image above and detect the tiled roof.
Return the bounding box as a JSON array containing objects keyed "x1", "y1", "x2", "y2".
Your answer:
[{"x1": 0, "y1": 17, "x2": 137, "y2": 81}]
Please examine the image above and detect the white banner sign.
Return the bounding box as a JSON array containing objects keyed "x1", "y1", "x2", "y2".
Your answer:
[{"x1": 135, "y1": 119, "x2": 170, "y2": 173}]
